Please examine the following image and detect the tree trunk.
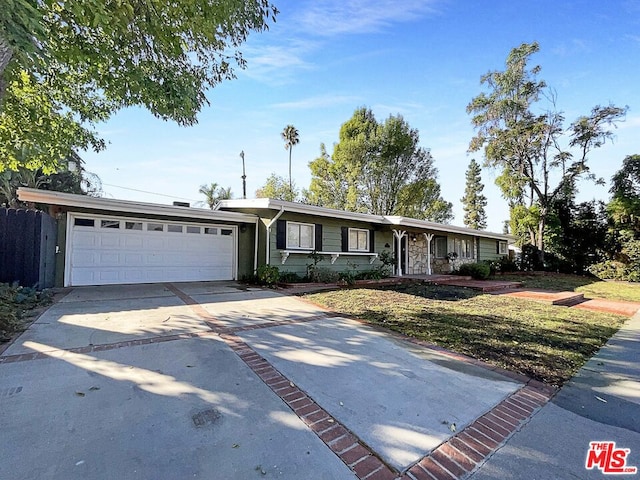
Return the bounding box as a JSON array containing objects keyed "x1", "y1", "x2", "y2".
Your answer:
[
  {"x1": 288, "y1": 148, "x2": 292, "y2": 197},
  {"x1": 537, "y1": 210, "x2": 546, "y2": 264},
  {"x1": 0, "y1": 37, "x2": 13, "y2": 104}
]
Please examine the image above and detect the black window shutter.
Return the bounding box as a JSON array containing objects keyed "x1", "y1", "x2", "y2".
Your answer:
[
  {"x1": 496, "y1": 240, "x2": 499, "y2": 254},
  {"x1": 369, "y1": 229, "x2": 375, "y2": 253},
  {"x1": 315, "y1": 224, "x2": 323, "y2": 251},
  {"x1": 276, "y1": 220, "x2": 286, "y2": 249},
  {"x1": 341, "y1": 227, "x2": 349, "y2": 252}
]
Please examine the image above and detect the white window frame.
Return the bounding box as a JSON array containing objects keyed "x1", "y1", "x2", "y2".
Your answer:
[
  {"x1": 498, "y1": 241, "x2": 508, "y2": 255},
  {"x1": 348, "y1": 228, "x2": 369, "y2": 252},
  {"x1": 454, "y1": 238, "x2": 474, "y2": 259},
  {"x1": 286, "y1": 221, "x2": 315, "y2": 250}
]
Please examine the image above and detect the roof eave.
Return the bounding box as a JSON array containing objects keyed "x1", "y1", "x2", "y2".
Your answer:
[
  {"x1": 384, "y1": 216, "x2": 510, "y2": 240},
  {"x1": 16, "y1": 188, "x2": 258, "y2": 223}
]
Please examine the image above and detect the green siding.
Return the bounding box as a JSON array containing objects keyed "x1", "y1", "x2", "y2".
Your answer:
[
  {"x1": 478, "y1": 237, "x2": 504, "y2": 262},
  {"x1": 269, "y1": 213, "x2": 393, "y2": 277},
  {"x1": 55, "y1": 213, "x2": 67, "y2": 287},
  {"x1": 237, "y1": 223, "x2": 256, "y2": 279}
]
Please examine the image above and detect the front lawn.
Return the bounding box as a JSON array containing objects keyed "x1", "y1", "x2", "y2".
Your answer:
[
  {"x1": 496, "y1": 273, "x2": 640, "y2": 303},
  {"x1": 305, "y1": 284, "x2": 626, "y2": 386}
]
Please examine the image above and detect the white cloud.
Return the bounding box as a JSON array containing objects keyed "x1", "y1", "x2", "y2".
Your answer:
[
  {"x1": 295, "y1": 0, "x2": 441, "y2": 36},
  {"x1": 242, "y1": 41, "x2": 317, "y2": 84}
]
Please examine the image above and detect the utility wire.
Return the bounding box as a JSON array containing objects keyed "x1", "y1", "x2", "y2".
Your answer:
[{"x1": 102, "y1": 183, "x2": 198, "y2": 203}]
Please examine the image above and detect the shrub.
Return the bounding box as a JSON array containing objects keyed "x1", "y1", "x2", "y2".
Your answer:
[
  {"x1": 279, "y1": 271, "x2": 304, "y2": 283},
  {"x1": 519, "y1": 244, "x2": 544, "y2": 271},
  {"x1": 496, "y1": 256, "x2": 518, "y2": 273},
  {"x1": 588, "y1": 260, "x2": 637, "y2": 282},
  {"x1": 338, "y1": 270, "x2": 356, "y2": 286},
  {"x1": 256, "y1": 264, "x2": 280, "y2": 287},
  {"x1": 354, "y1": 269, "x2": 385, "y2": 281},
  {"x1": 457, "y1": 262, "x2": 491, "y2": 280},
  {"x1": 308, "y1": 267, "x2": 339, "y2": 283},
  {"x1": 378, "y1": 250, "x2": 396, "y2": 269},
  {"x1": 0, "y1": 283, "x2": 51, "y2": 338}
]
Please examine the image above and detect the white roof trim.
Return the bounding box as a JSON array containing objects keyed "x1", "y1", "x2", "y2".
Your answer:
[
  {"x1": 217, "y1": 198, "x2": 511, "y2": 241},
  {"x1": 384, "y1": 216, "x2": 511, "y2": 241},
  {"x1": 17, "y1": 188, "x2": 258, "y2": 223},
  {"x1": 217, "y1": 198, "x2": 387, "y2": 223}
]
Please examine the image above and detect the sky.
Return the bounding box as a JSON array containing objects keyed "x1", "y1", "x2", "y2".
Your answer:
[{"x1": 82, "y1": 0, "x2": 640, "y2": 233}]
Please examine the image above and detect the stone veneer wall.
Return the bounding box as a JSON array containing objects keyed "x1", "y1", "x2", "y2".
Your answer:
[{"x1": 407, "y1": 236, "x2": 477, "y2": 274}]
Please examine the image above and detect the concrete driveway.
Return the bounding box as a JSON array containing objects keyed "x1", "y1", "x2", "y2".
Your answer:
[{"x1": 0, "y1": 282, "x2": 541, "y2": 480}]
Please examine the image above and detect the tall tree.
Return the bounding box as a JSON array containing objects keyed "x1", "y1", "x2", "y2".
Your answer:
[
  {"x1": 609, "y1": 154, "x2": 640, "y2": 229},
  {"x1": 307, "y1": 107, "x2": 453, "y2": 222},
  {"x1": 0, "y1": 1, "x2": 278, "y2": 172},
  {"x1": 1, "y1": 154, "x2": 101, "y2": 207},
  {"x1": 256, "y1": 173, "x2": 298, "y2": 202},
  {"x1": 281, "y1": 125, "x2": 300, "y2": 196},
  {"x1": 461, "y1": 159, "x2": 487, "y2": 229},
  {"x1": 467, "y1": 42, "x2": 626, "y2": 255},
  {"x1": 199, "y1": 183, "x2": 232, "y2": 209},
  {"x1": 588, "y1": 155, "x2": 640, "y2": 281}
]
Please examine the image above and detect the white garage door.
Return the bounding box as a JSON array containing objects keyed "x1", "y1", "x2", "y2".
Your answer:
[{"x1": 67, "y1": 214, "x2": 236, "y2": 286}]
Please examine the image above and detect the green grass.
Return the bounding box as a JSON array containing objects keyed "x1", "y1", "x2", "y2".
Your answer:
[
  {"x1": 576, "y1": 282, "x2": 640, "y2": 303},
  {"x1": 496, "y1": 273, "x2": 640, "y2": 302},
  {"x1": 306, "y1": 284, "x2": 627, "y2": 386}
]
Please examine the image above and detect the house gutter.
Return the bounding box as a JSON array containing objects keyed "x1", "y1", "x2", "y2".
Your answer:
[{"x1": 265, "y1": 206, "x2": 285, "y2": 266}]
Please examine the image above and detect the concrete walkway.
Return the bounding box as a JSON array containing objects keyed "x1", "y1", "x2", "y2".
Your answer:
[
  {"x1": 0, "y1": 282, "x2": 555, "y2": 480},
  {"x1": 469, "y1": 309, "x2": 640, "y2": 479}
]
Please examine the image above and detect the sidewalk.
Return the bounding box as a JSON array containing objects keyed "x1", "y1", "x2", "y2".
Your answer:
[{"x1": 469, "y1": 309, "x2": 640, "y2": 479}]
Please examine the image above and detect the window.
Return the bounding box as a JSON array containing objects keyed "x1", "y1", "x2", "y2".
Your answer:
[
  {"x1": 74, "y1": 218, "x2": 94, "y2": 227},
  {"x1": 186, "y1": 226, "x2": 201, "y2": 234},
  {"x1": 348, "y1": 228, "x2": 369, "y2": 252},
  {"x1": 204, "y1": 227, "x2": 218, "y2": 235},
  {"x1": 454, "y1": 238, "x2": 473, "y2": 259},
  {"x1": 286, "y1": 222, "x2": 314, "y2": 249},
  {"x1": 498, "y1": 241, "x2": 508, "y2": 255},
  {"x1": 125, "y1": 222, "x2": 142, "y2": 230},
  {"x1": 147, "y1": 223, "x2": 164, "y2": 232},
  {"x1": 167, "y1": 224, "x2": 183, "y2": 233},
  {"x1": 433, "y1": 236, "x2": 447, "y2": 258},
  {"x1": 221, "y1": 229, "x2": 233, "y2": 236},
  {"x1": 100, "y1": 220, "x2": 120, "y2": 229}
]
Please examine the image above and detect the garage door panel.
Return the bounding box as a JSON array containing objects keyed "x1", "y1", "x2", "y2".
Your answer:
[
  {"x1": 72, "y1": 251, "x2": 96, "y2": 267},
  {"x1": 99, "y1": 235, "x2": 121, "y2": 248},
  {"x1": 69, "y1": 216, "x2": 236, "y2": 286},
  {"x1": 73, "y1": 232, "x2": 98, "y2": 247},
  {"x1": 124, "y1": 253, "x2": 144, "y2": 264},
  {"x1": 124, "y1": 236, "x2": 144, "y2": 248},
  {"x1": 145, "y1": 237, "x2": 165, "y2": 249}
]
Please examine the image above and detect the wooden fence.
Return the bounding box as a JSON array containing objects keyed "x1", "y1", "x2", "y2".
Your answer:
[{"x1": 0, "y1": 208, "x2": 57, "y2": 288}]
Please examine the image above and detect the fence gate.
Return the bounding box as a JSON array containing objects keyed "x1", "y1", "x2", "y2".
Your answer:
[{"x1": 0, "y1": 208, "x2": 57, "y2": 288}]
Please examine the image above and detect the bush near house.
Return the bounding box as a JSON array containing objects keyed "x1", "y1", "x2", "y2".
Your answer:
[
  {"x1": 456, "y1": 262, "x2": 491, "y2": 280},
  {"x1": 255, "y1": 264, "x2": 280, "y2": 287},
  {"x1": 0, "y1": 283, "x2": 51, "y2": 340}
]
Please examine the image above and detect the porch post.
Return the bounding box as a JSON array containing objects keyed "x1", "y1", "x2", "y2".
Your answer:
[
  {"x1": 424, "y1": 233, "x2": 434, "y2": 275},
  {"x1": 392, "y1": 229, "x2": 406, "y2": 276}
]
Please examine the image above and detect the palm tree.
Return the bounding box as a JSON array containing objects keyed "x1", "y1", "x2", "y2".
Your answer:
[
  {"x1": 199, "y1": 183, "x2": 232, "y2": 209},
  {"x1": 281, "y1": 125, "x2": 299, "y2": 197}
]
